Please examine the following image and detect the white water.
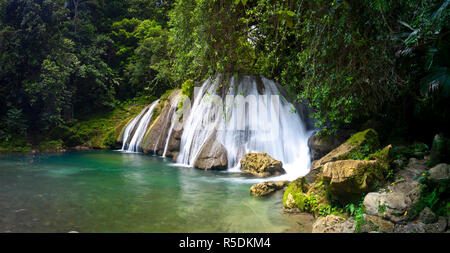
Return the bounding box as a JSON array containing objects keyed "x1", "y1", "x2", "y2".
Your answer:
[
  {"x1": 121, "y1": 100, "x2": 159, "y2": 152},
  {"x1": 177, "y1": 76, "x2": 312, "y2": 180},
  {"x1": 162, "y1": 97, "x2": 180, "y2": 157}
]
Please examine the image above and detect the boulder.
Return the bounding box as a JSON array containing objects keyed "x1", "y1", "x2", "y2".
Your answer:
[
  {"x1": 418, "y1": 207, "x2": 438, "y2": 224},
  {"x1": 250, "y1": 181, "x2": 290, "y2": 197},
  {"x1": 312, "y1": 215, "x2": 356, "y2": 233},
  {"x1": 311, "y1": 129, "x2": 379, "y2": 169},
  {"x1": 240, "y1": 153, "x2": 285, "y2": 177},
  {"x1": 363, "y1": 179, "x2": 421, "y2": 223},
  {"x1": 407, "y1": 158, "x2": 428, "y2": 171},
  {"x1": 283, "y1": 177, "x2": 330, "y2": 215},
  {"x1": 360, "y1": 214, "x2": 395, "y2": 233},
  {"x1": 283, "y1": 178, "x2": 310, "y2": 210},
  {"x1": 308, "y1": 134, "x2": 344, "y2": 161},
  {"x1": 322, "y1": 160, "x2": 386, "y2": 201},
  {"x1": 428, "y1": 163, "x2": 449, "y2": 180},
  {"x1": 194, "y1": 133, "x2": 228, "y2": 170},
  {"x1": 430, "y1": 134, "x2": 449, "y2": 166},
  {"x1": 394, "y1": 216, "x2": 447, "y2": 233}
]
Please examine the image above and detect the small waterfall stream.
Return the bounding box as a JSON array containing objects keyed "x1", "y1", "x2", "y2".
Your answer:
[{"x1": 121, "y1": 100, "x2": 159, "y2": 152}]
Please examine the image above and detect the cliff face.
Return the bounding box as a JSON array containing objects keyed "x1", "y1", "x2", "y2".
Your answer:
[{"x1": 140, "y1": 90, "x2": 184, "y2": 158}]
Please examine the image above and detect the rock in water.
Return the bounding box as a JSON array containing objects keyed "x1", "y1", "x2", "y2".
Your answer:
[
  {"x1": 194, "y1": 132, "x2": 228, "y2": 170},
  {"x1": 250, "y1": 181, "x2": 290, "y2": 197},
  {"x1": 240, "y1": 153, "x2": 286, "y2": 177}
]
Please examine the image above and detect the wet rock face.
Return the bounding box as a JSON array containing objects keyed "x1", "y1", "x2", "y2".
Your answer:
[
  {"x1": 360, "y1": 214, "x2": 395, "y2": 233},
  {"x1": 312, "y1": 215, "x2": 356, "y2": 233},
  {"x1": 250, "y1": 181, "x2": 290, "y2": 197},
  {"x1": 240, "y1": 153, "x2": 286, "y2": 177},
  {"x1": 194, "y1": 133, "x2": 228, "y2": 170},
  {"x1": 141, "y1": 90, "x2": 183, "y2": 155}
]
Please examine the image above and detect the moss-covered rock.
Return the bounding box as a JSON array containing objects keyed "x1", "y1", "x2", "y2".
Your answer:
[
  {"x1": 322, "y1": 160, "x2": 387, "y2": 202},
  {"x1": 240, "y1": 153, "x2": 286, "y2": 177},
  {"x1": 311, "y1": 128, "x2": 380, "y2": 172}
]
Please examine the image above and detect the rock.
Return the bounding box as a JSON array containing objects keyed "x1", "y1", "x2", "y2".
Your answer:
[
  {"x1": 312, "y1": 215, "x2": 356, "y2": 233},
  {"x1": 308, "y1": 134, "x2": 344, "y2": 161},
  {"x1": 394, "y1": 216, "x2": 447, "y2": 233},
  {"x1": 360, "y1": 214, "x2": 395, "y2": 233},
  {"x1": 283, "y1": 178, "x2": 310, "y2": 210},
  {"x1": 407, "y1": 158, "x2": 428, "y2": 171},
  {"x1": 142, "y1": 90, "x2": 183, "y2": 154},
  {"x1": 311, "y1": 129, "x2": 380, "y2": 169},
  {"x1": 430, "y1": 134, "x2": 449, "y2": 166},
  {"x1": 322, "y1": 160, "x2": 386, "y2": 201},
  {"x1": 240, "y1": 153, "x2": 285, "y2": 177},
  {"x1": 363, "y1": 179, "x2": 421, "y2": 223},
  {"x1": 392, "y1": 159, "x2": 406, "y2": 170},
  {"x1": 283, "y1": 177, "x2": 330, "y2": 215},
  {"x1": 428, "y1": 163, "x2": 449, "y2": 180},
  {"x1": 194, "y1": 132, "x2": 228, "y2": 170},
  {"x1": 424, "y1": 216, "x2": 447, "y2": 233},
  {"x1": 250, "y1": 181, "x2": 290, "y2": 197},
  {"x1": 394, "y1": 222, "x2": 426, "y2": 233},
  {"x1": 419, "y1": 207, "x2": 438, "y2": 224}
]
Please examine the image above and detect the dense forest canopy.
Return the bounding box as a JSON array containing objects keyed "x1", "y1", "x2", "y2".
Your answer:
[{"x1": 0, "y1": 0, "x2": 449, "y2": 149}]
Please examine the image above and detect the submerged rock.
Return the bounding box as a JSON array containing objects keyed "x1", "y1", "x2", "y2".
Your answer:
[
  {"x1": 312, "y1": 215, "x2": 356, "y2": 233},
  {"x1": 194, "y1": 133, "x2": 228, "y2": 170},
  {"x1": 250, "y1": 181, "x2": 290, "y2": 197},
  {"x1": 240, "y1": 153, "x2": 285, "y2": 177}
]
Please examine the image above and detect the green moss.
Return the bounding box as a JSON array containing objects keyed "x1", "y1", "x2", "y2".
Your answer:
[
  {"x1": 0, "y1": 135, "x2": 32, "y2": 152},
  {"x1": 181, "y1": 79, "x2": 194, "y2": 98},
  {"x1": 283, "y1": 177, "x2": 309, "y2": 208},
  {"x1": 343, "y1": 129, "x2": 380, "y2": 160}
]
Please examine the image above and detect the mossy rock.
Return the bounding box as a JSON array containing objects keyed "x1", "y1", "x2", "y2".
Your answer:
[
  {"x1": 311, "y1": 129, "x2": 380, "y2": 169},
  {"x1": 283, "y1": 177, "x2": 331, "y2": 216},
  {"x1": 322, "y1": 159, "x2": 388, "y2": 203}
]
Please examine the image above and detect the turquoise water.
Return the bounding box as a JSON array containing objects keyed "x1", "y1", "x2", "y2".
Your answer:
[{"x1": 0, "y1": 151, "x2": 313, "y2": 233}]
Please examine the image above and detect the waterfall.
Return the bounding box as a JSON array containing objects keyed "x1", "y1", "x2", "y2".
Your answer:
[
  {"x1": 162, "y1": 97, "x2": 180, "y2": 157},
  {"x1": 177, "y1": 75, "x2": 312, "y2": 179},
  {"x1": 121, "y1": 100, "x2": 159, "y2": 152}
]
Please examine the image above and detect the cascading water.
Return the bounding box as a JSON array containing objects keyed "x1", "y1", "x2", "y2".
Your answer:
[
  {"x1": 121, "y1": 100, "x2": 159, "y2": 152},
  {"x1": 177, "y1": 75, "x2": 312, "y2": 180},
  {"x1": 162, "y1": 97, "x2": 181, "y2": 157}
]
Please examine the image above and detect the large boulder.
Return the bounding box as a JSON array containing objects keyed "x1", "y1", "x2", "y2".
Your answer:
[
  {"x1": 307, "y1": 129, "x2": 380, "y2": 184},
  {"x1": 250, "y1": 181, "x2": 290, "y2": 197},
  {"x1": 322, "y1": 160, "x2": 386, "y2": 202},
  {"x1": 363, "y1": 179, "x2": 421, "y2": 223},
  {"x1": 428, "y1": 163, "x2": 449, "y2": 180},
  {"x1": 430, "y1": 134, "x2": 450, "y2": 166},
  {"x1": 240, "y1": 153, "x2": 286, "y2": 177},
  {"x1": 194, "y1": 132, "x2": 228, "y2": 170},
  {"x1": 311, "y1": 129, "x2": 380, "y2": 169},
  {"x1": 312, "y1": 215, "x2": 356, "y2": 233}
]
